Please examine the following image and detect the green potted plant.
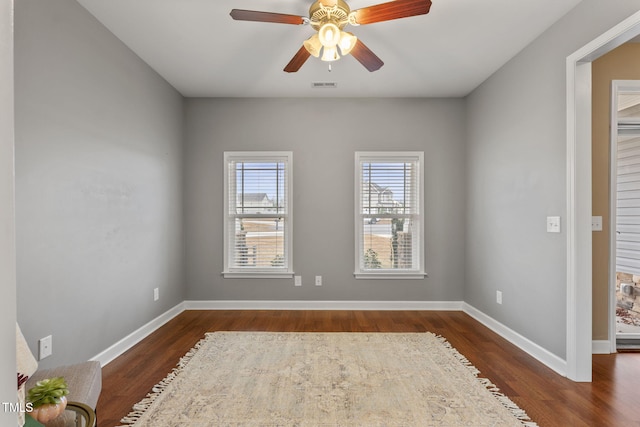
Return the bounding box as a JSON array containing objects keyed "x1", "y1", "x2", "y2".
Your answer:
[{"x1": 27, "y1": 377, "x2": 69, "y2": 424}]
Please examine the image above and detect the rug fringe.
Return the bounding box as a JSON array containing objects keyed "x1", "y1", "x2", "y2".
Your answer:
[
  {"x1": 116, "y1": 333, "x2": 213, "y2": 426},
  {"x1": 435, "y1": 335, "x2": 539, "y2": 427}
]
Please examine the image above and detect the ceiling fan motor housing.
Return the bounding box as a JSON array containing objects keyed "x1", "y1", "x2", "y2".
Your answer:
[{"x1": 309, "y1": 0, "x2": 352, "y2": 30}]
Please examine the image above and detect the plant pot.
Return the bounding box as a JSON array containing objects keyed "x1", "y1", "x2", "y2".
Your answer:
[{"x1": 29, "y1": 396, "x2": 67, "y2": 424}]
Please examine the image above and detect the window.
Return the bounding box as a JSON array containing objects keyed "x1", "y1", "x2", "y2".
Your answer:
[
  {"x1": 223, "y1": 152, "x2": 293, "y2": 278},
  {"x1": 355, "y1": 152, "x2": 426, "y2": 279}
]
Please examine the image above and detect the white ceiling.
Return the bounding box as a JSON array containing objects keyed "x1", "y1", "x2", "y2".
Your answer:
[{"x1": 75, "y1": 0, "x2": 583, "y2": 98}]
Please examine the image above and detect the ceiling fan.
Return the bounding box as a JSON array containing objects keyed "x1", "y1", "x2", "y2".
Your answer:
[{"x1": 230, "y1": 0, "x2": 432, "y2": 73}]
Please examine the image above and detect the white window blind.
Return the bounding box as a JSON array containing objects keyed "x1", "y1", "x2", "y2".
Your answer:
[
  {"x1": 355, "y1": 152, "x2": 426, "y2": 279},
  {"x1": 223, "y1": 152, "x2": 293, "y2": 278}
]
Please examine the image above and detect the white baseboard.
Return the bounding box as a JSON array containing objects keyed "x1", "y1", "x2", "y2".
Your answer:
[
  {"x1": 592, "y1": 340, "x2": 613, "y2": 354},
  {"x1": 90, "y1": 300, "x2": 462, "y2": 366},
  {"x1": 184, "y1": 300, "x2": 465, "y2": 311},
  {"x1": 92, "y1": 300, "x2": 571, "y2": 379},
  {"x1": 462, "y1": 303, "x2": 568, "y2": 377},
  {"x1": 91, "y1": 302, "x2": 186, "y2": 366}
]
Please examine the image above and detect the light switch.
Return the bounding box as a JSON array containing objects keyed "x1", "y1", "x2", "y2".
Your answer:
[
  {"x1": 547, "y1": 216, "x2": 561, "y2": 233},
  {"x1": 592, "y1": 216, "x2": 603, "y2": 231},
  {"x1": 39, "y1": 335, "x2": 52, "y2": 360}
]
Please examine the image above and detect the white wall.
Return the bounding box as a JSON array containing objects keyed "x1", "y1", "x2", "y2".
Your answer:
[
  {"x1": 0, "y1": 0, "x2": 16, "y2": 424},
  {"x1": 465, "y1": 0, "x2": 640, "y2": 359},
  {"x1": 184, "y1": 98, "x2": 466, "y2": 303},
  {"x1": 14, "y1": 0, "x2": 185, "y2": 369}
]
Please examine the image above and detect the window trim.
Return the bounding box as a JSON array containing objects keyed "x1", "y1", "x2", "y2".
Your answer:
[
  {"x1": 354, "y1": 151, "x2": 426, "y2": 279},
  {"x1": 222, "y1": 151, "x2": 293, "y2": 279}
]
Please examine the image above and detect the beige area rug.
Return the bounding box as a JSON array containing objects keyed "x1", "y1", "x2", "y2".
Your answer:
[{"x1": 119, "y1": 332, "x2": 538, "y2": 426}]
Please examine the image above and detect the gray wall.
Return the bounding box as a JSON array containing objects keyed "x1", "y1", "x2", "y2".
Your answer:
[
  {"x1": 0, "y1": 0, "x2": 16, "y2": 423},
  {"x1": 10, "y1": 0, "x2": 640, "y2": 376},
  {"x1": 184, "y1": 98, "x2": 466, "y2": 302},
  {"x1": 14, "y1": 0, "x2": 185, "y2": 368},
  {"x1": 465, "y1": 0, "x2": 640, "y2": 359}
]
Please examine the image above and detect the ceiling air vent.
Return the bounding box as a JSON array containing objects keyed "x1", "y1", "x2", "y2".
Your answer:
[{"x1": 311, "y1": 82, "x2": 337, "y2": 88}]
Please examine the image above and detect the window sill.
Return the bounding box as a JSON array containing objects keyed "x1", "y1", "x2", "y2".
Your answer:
[
  {"x1": 223, "y1": 271, "x2": 295, "y2": 279},
  {"x1": 354, "y1": 272, "x2": 428, "y2": 280}
]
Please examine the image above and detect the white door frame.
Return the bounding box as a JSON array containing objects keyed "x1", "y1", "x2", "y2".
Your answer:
[{"x1": 567, "y1": 10, "x2": 640, "y2": 381}]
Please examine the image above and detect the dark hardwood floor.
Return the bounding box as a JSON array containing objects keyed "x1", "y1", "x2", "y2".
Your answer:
[{"x1": 97, "y1": 310, "x2": 640, "y2": 426}]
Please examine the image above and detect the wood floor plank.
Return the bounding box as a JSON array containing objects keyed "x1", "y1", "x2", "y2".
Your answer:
[{"x1": 96, "y1": 310, "x2": 640, "y2": 427}]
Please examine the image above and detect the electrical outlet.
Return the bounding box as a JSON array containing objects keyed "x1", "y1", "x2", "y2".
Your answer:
[
  {"x1": 496, "y1": 291, "x2": 503, "y2": 305},
  {"x1": 315, "y1": 275, "x2": 322, "y2": 286},
  {"x1": 294, "y1": 276, "x2": 302, "y2": 287},
  {"x1": 39, "y1": 335, "x2": 52, "y2": 360},
  {"x1": 154, "y1": 288, "x2": 159, "y2": 301},
  {"x1": 546, "y1": 216, "x2": 561, "y2": 233}
]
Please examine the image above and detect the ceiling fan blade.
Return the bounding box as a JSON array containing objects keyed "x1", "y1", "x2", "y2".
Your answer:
[
  {"x1": 230, "y1": 9, "x2": 305, "y2": 25},
  {"x1": 284, "y1": 46, "x2": 312, "y2": 73},
  {"x1": 350, "y1": 40, "x2": 384, "y2": 72},
  {"x1": 352, "y1": 0, "x2": 432, "y2": 25}
]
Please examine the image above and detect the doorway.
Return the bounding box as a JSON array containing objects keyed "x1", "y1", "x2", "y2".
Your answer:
[
  {"x1": 568, "y1": 9, "x2": 640, "y2": 380},
  {"x1": 611, "y1": 80, "x2": 640, "y2": 349}
]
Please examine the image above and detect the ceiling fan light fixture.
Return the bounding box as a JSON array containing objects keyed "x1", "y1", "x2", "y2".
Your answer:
[
  {"x1": 338, "y1": 31, "x2": 357, "y2": 55},
  {"x1": 321, "y1": 46, "x2": 340, "y2": 62},
  {"x1": 318, "y1": 22, "x2": 341, "y2": 47},
  {"x1": 303, "y1": 34, "x2": 322, "y2": 57}
]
